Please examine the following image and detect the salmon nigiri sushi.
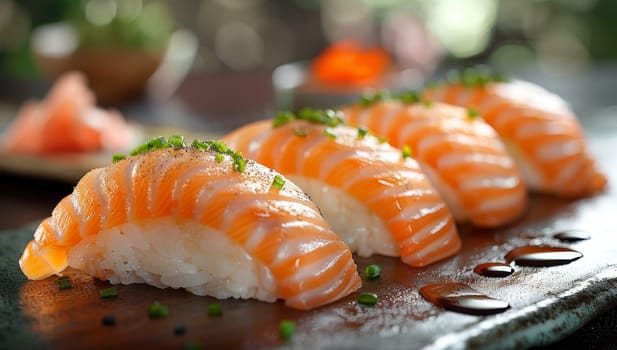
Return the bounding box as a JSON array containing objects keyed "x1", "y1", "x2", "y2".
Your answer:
[
  {"x1": 340, "y1": 93, "x2": 528, "y2": 227},
  {"x1": 222, "y1": 109, "x2": 461, "y2": 267},
  {"x1": 422, "y1": 68, "x2": 607, "y2": 197},
  {"x1": 19, "y1": 136, "x2": 361, "y2": 310}
]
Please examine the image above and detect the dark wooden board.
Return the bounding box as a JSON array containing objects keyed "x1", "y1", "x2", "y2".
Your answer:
[{"x1": 1, "y1": 124, "x2": 617, "y2": 350}]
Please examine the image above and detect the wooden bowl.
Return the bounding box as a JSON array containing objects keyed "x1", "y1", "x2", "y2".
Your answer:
[{"x1": 31, "y1": 23, "x2": 164, "y2": 106}]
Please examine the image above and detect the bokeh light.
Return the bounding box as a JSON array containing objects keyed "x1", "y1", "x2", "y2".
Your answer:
[
  {"x1": 0, "y1": 0, "x2": 617, "y2": 78},
  {"x1": 85, "y1": 0, "x2": 117, "y2": 27},
  {"x1": 215, "y1": 21, "x2": 264, "y2": 71},
  {"x1": 425, "y1": 0, "x2": 497, "y2": 58},
  {"x1": 321, "y1": 0, "x2": 375, "y2": 44}
]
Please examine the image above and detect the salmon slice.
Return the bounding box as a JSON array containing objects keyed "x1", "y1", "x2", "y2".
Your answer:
[
  {"x1": 222, "y1": 111, "x2": 461, "y2": 267},
  {"x1": 19, "y1": 140, "x2": 361, "y2": 310},
  {"x1": 422, "y1": 75, "x2": 607, "y2": 197},
  {"x1": 340, "y1": 99, "x2": 528, "y2": 227}
]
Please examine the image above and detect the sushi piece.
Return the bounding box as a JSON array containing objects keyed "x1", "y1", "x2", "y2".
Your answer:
[
  {"x1": 340, "y1": 93, "x2": 527, "y2": 227},
  {"x1": 19, "y1": 136, "x2": 361, "y2": 310},
  {"x1": 222, "y1": 109, "x2": 461, "y2": 267},
  {"x1": 421, "y1": 68, "x2": 607, "y2": 197},
  {"x1": 0, "y1": 71, "x2": 136, "y2": 154}
]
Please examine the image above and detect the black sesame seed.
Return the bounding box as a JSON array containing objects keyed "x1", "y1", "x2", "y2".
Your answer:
[
  {"x1": 174, "y1": 325, "x2": 187, "y2": 335},
  {"x1": 102, "y1": 315, "x2": 116, "y2": 326}
]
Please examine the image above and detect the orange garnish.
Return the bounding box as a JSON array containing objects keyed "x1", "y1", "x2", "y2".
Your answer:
[{"x1": 311, "y1": 41, "x2": 391, "y2": 86}]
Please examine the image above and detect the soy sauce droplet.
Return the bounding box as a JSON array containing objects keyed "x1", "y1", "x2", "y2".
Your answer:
[
  {"x1": 419, "y1": 283, "x2": 510, "y2": 316},
  {"x1": 505, "y1": 246, "x2": 582, "y2": 267},
  {"x1": 553, "y1": 230, "x2": 591, "y2": 242},
  {"x1": 474, "y1": 262, "x2": 514, "y2": 278}
]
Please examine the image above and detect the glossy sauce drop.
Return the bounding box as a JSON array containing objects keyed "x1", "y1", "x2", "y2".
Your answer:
[
  {"x1": 553, "y1": 230, "x2": 591, "y2": 242},
  {"x1": 419, "y1": 283, "x2": 510, "y2": 316},
  {"x1": 505, "y1": 246, "x2": 583, "y2": 267},
  {"x1": 474, "y1": 262, "x2": 514, "y2": 277}
]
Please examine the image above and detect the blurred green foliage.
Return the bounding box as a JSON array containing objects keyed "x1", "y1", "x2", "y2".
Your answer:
[
  {"x1": 0, "y1": 0, "x2": 76, "y2": 76},
  {"x1": 0, "y1": 0, "x2": 174, "y2": 77},
  {"x1": 585, "y1": 0, "x2": 617, "y2": 59},
  {"x1": 70, "y1": 1, "x2": 173, "y2": 51},
  {"x1": 2, "y1": 0, "x2": 617, "y2": 78}
]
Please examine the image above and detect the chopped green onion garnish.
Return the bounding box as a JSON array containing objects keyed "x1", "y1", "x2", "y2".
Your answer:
[
  {"x1": 182, "y1": 342, "x2": 203, "y2": 350},
  {"x1": 292, "y1": 127, "x2": 308, "y2": 137},
  {"x1": 191, "y1": 140, "x2": 247, "y2": 173},
  {"x1": 99, "y1": 287, "x2": 118, "y2": 298},
  {"x1": 231, "y1": 151, "x2": 247, "y2": 172},
  {"x1": 169, "y1": 135, "x2": 186, "y2": 147},
  {"x1": 148, "y1": 301, "x2": 169, "y2": 318},
  {"x1": 422, "y1": 100, "x2": 434, "y2": 108},
  {"x1": 56, "y1": 277, "x2": 72, "y2": 290},
  {"x1": 271, "y1": 175, "x2": 285, "y2": 190},
  {"x1": 191, "y1": 139, "x2": 206, "y2": 150},
  {"x1": 377, "y1": 136, "x2": 388, "y2": 144},
  {"x1": 467, "y1": 108, "x2": 479, "y2": 119},
  {"x1": 323, "y1": 128, "x2": 336, "y2": 139},
  {"x1": 359, "y1": 95, "x2": 373, "y2": 107},
  {"x1": 118, "y1": 137, "x2": 248, "y2": 174},
  {"x1": 357, "y1": 127, "x2": 368, "y2": 139},
  {"x1": 207, "y1": 303, "x2": 223, "y2": 317},
  {"x1": 444, "y1": 66, "x2": 509, "y2": 87},
  {"x1": 364, "y1": 264, "x2": 382, "y2": 280},
  {"x1": 129, "y1": 136, "x2": 168, "y2": 156},
  {"x1": 359, "y1": 91, "x2": 390, "y2": 107},
  {"x1": 112, "y1": 154, "x2": 126, "y2": 163},
  {"x1": 301, "y1": 108, "x2": 344, "y2": 127},
  {"x1": 402, "y1": 145, "x2": 412, "y2": 159},
  {"x1": 399, "y1": 91, "x2": 421, "y2": 104},
  {"x1": 207, "y1": 140, "x2": 229, "y2": 154},
  {"x1": 273, "y1": 109, "x2": 344, "y2": 128},
  {"x1": 358, "y1": 292, "x2": 378, "y2": 306},
  {"x1": 273, "y1": 111, "x2": 296, "y2": 127},
  {"x1": 129, "y1": 144, "x2": 148, "y2": 156},
  {"x1": 279, "y1": 320, "x2": 295, "y2": 342}
]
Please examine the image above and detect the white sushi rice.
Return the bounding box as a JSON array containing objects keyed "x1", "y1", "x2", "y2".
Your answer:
[
  {"x1": 286, "y1": 175, "x2": 399, "y2": 258},
  {"x1": 67, "y1": 218, "x2": 277, "y2": 302}
]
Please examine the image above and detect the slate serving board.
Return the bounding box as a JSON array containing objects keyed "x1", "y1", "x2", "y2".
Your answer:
[{"x1": 1, "y1": 121, "x2": 616, "y2": 350}]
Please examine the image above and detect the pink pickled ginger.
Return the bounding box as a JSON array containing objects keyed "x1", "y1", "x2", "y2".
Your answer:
[{"x1": 1, "y1": 72, "x2": 133, "y2": 154}]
